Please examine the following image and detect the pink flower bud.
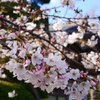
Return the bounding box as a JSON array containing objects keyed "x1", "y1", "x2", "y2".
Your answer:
[
  {"x1": 83, "y1": 72, "x2": 88, "y2": 77},
  {"x1": 92, "y1": 79, "x2": 98, "y2": 83},
  {"x1": 0, "y1": 15, "x2": 4, "y2": 18},
  {"x1": 72, "y1": 81, "x2": 76, "y2": 90}
]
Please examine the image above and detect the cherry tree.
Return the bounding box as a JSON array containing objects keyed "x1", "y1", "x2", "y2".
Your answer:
[{"x1": 0, "y1": 0, "x2": 100, "y2": 99}]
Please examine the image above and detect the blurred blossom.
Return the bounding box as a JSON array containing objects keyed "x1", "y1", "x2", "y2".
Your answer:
[{"x1": 8, "y1": 90, "x2": 18, "y2": 98}]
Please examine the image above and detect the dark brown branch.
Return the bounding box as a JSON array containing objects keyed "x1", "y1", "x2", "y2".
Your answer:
[{"x1": 0, "y1": 40, "x2": 11, "y2": 50}]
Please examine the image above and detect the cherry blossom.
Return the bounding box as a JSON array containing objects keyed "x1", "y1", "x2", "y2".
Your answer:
[
  {"x1": 78, "y1": 81, "x2": 91, "y2": 91},
  {"x1": 0, "y1": 29, "x2": 7, "y2": 38},
  {"x1": 69, "y1": 69, "x2": 80, "y2": 80},
  {"x1": 18, "y1": 49, "x2": 27, "y2": 58},
  {"x1": 69, "y1": 90, "x2": 82, "y2": 100},
  {"x1": 86, "y1": 35, "x2": 98, "y2": 47},
  {"x1": 60, "y1": 0, "x2": 75, "y2": 9},
  {"x1": 5, "y1": 59, "x2": 18, "y2": 72},
  {"x1": 13, "y1": 63, "x2": 27, "y2": 76},
  {"x1": 67, "y1": 32, "x2": 78, "y2": 44},
  {"x1": 44, "y1": 53, "x2": 57, "y2": 66},
  {"x1": 8, "y1": 90, "x2": 18, "y2": 98},
  {"x1": 31, "y1": 50, "x2": 43, "y2": 65},
  {"x1": 53, "y1": 19, "x2": 66, "y2": 30},
  {"x1": 25, "y1": 22, "x2": 36, "y2": 30}
]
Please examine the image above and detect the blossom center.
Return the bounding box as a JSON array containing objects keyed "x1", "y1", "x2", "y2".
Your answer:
[
  {"x1": 49, "y1": 59, "x2": 53, "y2": 62},
  {"x1": 81, "y1": 83, "x2": 85, "y2": 86},
  {"x1": 72, "y1": 72, "x2": 76, "y2": 76},
  {"x1": 18, "y1": 65, "x2": 23, "y2": 69},
  {"x1": 34, "y1": 55, "x2": 38, "y2": 59}
]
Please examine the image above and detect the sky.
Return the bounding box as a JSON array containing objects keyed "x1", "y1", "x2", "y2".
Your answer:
[{"x1": 41, "y1": 0, "x2": 100, "y2": 23}]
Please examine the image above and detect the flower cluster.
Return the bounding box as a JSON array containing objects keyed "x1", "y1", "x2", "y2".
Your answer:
[
  {"x1": 60, "y1": 0, "x2": 75, "y2": 9},
  {"x1": 0, "y1": 0, "x2": 100, "y2": 99},
  {"x1": 86, "y1": 35, "x2": 98, "y2": 47},
  {"x1": 81, "y1": 51, "x2": 100, "y2": 70},
  {"x1": 51, "y1": 30, "x2": 85, "y2": 47},
  {"x1": 4, "y1": 47, "x2": 98, "y2": 99},
  {"x1": 53, "y1": 19, "x2": 66, "y2": 31}
]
